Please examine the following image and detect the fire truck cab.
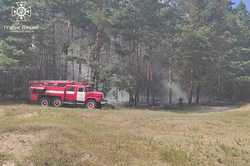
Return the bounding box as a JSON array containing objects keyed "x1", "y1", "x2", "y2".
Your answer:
[{"x1": 29, "y1": 80, "x2": 106, "y2": 109}]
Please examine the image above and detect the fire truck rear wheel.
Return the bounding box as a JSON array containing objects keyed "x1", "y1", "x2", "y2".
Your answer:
[
  {"x1": 52, "y1": 98, "x2": 62, "y2": 107},
  {"x1": 40, "y1": 97, "x2": 49, "y2": 107},
  {"x1": 86, "y1": 100, "x2": 97, "y2": 110}
]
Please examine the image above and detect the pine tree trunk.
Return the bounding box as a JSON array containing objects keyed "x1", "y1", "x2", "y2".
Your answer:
[
  {"x1": 189, "y1": 87, "x2": 193, "y2": 105},
  {"x1": 188, "y1": 69, "x2": 193, "y2": 105},
  {"x1": 72, "y1": 61, "x2": 75, "y2": 80},
  {"x1": 52, "y1": 17, "x2": 57, "y2": 79},
  {"x1": 78, "y1": 63, "x2": 82, "y2": 81},
  {"x1": 134, "y1": 91, "x2": 138, "y2": 107},
  {"x1": 129, "y1": 89, "x2": 134, "y2": 106},
  {"x1": 169, "y1": 58, "x2": 172, "y2": 105},
  {"x1": 147, "y1": 81, "x2": 150, "y2": 105},
  {"x1": 196, "y1": 85, "x2": 201, "y2": 104},
  {"x1": 146, "y1": 63, "x2": 151, "y2": 105}
]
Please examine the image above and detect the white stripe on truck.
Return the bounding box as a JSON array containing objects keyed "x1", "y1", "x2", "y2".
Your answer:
[
  {"x1": 46, "y1": 90, "x2": 64, "y2": 94},
  {"x1": 66, "y1": 91, "x2": 75, "y2": 95},
  {"x1": 45, "y1": 91, "x2": 75, "y2": 95}
]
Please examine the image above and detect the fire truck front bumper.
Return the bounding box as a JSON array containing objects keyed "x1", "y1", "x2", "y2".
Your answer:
[{"x1": 101, "y1": 100, "x2": 108, "y2": 105}]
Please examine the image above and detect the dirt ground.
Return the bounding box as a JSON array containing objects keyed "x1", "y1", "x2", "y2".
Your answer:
[
  {"x1": 0, "y1": 133, "x2": 47, "y2": 159},
  {"x1": 0, "y1": 104, "x2": 249, "y2": 166}
]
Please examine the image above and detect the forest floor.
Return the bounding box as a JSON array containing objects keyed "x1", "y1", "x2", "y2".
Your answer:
[{"x1": 0, "y1": 103, "x2": 250, "y2": 166}]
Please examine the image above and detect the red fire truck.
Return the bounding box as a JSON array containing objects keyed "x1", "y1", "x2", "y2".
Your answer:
[{"x1": 28, "y1": 80, "x2": 106, "y2": 109}]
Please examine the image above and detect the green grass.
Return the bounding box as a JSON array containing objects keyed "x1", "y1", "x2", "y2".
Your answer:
[
  {"x1": 0, "y1": 104, "x2": 250, "y2": 165},
  {"x1": 161, "y1": 147, "x2": 193, "y2": 166}
]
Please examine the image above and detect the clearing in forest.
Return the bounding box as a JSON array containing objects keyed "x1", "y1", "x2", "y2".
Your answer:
[{"x1": 0, "y1": 104, "x2": 249, "y2": 166}]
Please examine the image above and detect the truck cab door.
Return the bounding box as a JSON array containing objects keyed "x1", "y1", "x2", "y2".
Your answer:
[
  {"x1": 65, "y1": 86, "x2": 76, "y2": 102},
  {"x1": 77, "y1": 87, "x2": 85, "y2": 103}
]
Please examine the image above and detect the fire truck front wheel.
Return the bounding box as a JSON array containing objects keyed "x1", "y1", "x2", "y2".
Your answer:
[
  {"x1": 52, "y1": 98, "x2": 62, "y2": 107},
  {"x1": 86, "y1": 100, "x2": 97, "y2": 110},
  {"x1": 40, "y1": 97, "x2": 50, "y2": 107}
]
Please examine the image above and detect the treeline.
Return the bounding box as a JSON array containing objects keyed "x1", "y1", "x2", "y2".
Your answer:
[{"x1": 0, "y1": 0, "x2": 250, "y2": 105}]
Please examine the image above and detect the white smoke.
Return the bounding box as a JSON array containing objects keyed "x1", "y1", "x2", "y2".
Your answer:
[{"x1": 162, "y1": 80, "x2": 188, "y2": 104}]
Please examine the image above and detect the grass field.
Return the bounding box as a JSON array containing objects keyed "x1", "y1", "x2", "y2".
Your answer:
[{"x1": 0, "y1": 103, "x2": 250, "y2": 166}]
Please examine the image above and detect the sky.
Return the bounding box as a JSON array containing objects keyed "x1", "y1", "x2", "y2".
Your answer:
[{"x1": 233, "y1": 0, "x2": 250, "y2": 10}]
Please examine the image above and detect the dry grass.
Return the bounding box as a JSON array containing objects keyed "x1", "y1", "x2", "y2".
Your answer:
[{"x1": 0, "y1": 104, "x2": 250, "y2": 166}]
